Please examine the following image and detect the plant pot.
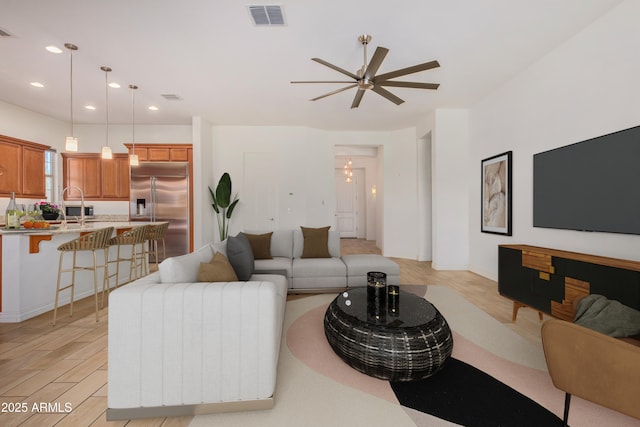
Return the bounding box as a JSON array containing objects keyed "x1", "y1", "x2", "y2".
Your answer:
[{"x1": 42, "y1": 212, "x2": 59, "y2": 221}]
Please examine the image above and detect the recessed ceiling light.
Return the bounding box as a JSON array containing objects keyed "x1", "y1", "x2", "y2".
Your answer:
[
  {"x1": 46, "y1": 45, "x2": 62, "y2": 54},
  {"x1": 109, "y1": 82, "x2": 120, "y2": 89},
  {"x1": 85, "y1": 105, "x2": 96, "y2": 110},
  {"x1": 30, "y1": 82, "x2": 44, "y2": 88},
  {"x1": 148, "y1": 106, "x2": 159, "y2": 111}
]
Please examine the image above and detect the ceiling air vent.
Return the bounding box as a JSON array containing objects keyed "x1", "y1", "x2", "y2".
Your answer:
[
  {"x1": 161, "y1": 94, "x2": 182, "y2": 101},
  {"x1": 248, "y1": 5, "x2": 286, "y2": 26}
]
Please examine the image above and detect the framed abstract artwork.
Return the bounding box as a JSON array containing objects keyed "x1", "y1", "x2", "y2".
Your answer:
[{"x1": 481, "y1": 151, "x2": 512, "y2": 235}]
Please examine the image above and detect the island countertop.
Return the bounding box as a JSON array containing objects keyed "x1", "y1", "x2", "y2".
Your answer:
[
  {"x1": 0, "y1": 221, "x2": 164, "y2": 235},
  {"x1": 0, "y1": 221, "x2": 166, "y2": 323}
]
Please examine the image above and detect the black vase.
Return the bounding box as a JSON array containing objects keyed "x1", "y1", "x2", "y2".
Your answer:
[
  {"x1": 42, "y1": 212, "x2": 59, "y2": 221},
  {"x1": 367, "y1": 271, "x2": 387, "y2": 322}
]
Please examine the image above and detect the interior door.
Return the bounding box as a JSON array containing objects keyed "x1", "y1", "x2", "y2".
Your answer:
[
  {"x1": 335, "y1": 169, "x2": 357, "y2": 237},
  {"x1": 244, "y1": 152, "x2": 277, "y2": 230}
]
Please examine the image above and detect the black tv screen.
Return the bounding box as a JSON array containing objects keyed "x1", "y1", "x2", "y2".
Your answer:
[{"x1": 533, "y1": 125, "x2": 640, "y2": 235}]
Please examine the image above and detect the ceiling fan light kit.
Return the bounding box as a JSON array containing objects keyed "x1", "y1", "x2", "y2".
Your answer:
[{"x1": 292, "y1": 35, "x2": 439, "y2": 109}]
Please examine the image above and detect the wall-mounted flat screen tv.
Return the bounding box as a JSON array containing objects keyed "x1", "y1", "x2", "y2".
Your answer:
[{"x1": 533, "y1": 125, "x2": 640, "y2": 235}]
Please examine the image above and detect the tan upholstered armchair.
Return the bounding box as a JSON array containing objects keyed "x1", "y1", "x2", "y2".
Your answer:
[{"x1": 541, "y1": 319, "x2": 640, "y2": 425}]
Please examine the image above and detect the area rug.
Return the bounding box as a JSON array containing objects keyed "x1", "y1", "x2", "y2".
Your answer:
[{"x1": 189, "y1": 286, "x2": 638, "y2": 427}]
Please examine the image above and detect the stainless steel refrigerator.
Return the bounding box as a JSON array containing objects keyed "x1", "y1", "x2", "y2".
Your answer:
[{"x1": 130, "y1": 162, "x2": 190, "y2": 262}]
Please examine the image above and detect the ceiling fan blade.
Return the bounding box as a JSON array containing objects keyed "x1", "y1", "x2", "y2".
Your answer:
[
  {"x1": 312, "y1": 58, "x2": 360, "y2": 80},
  {"x1": 377, "y1": 81, "x2": 440, "y2": 90},
  {"x1": 310, "y1": 83, "x2": 358, "y2": 101},
  {"x1": 364, "y1": 47, "x2": 389, "y2": 80},
  {"x1": 371, "y1": 86, "x2": 404, "y2": 105},
  {"x1": 291, "y1": 81, "x2": 357, "y2": 84},
  {"x1": 375, "y1": 60, "x2": 440, "y2": 82},
  {"x1": 350, "y1": 89, "x2": 366, "y2": 109}
]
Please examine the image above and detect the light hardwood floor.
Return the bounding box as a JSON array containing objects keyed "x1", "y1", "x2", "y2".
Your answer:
[{"x1": 0, "y1": 239, "x2": 546, "y2": 426}]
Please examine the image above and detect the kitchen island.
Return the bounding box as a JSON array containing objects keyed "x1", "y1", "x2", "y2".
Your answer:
[{"x1": 0, "y1": 221, "x2": 163, "y2": 323}]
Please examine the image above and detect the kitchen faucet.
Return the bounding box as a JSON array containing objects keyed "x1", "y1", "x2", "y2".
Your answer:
[{"x1": 60, "y1": 186, "x2": 85, "y2": 228}]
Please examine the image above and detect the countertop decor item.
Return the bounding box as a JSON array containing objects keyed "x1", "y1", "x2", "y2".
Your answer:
[
  {"x1": 37, "y1": 201, "x2": 60, "y2": 215},
  {"x1": 42, "y1": 212, "x2": 59, "y2": 221}
]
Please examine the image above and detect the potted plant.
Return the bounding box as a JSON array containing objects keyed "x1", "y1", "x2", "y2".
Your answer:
[
  {"x1": 37, "y1": 201, "x2": 60, "y2": 220},
  {"x1": 208, "y1": 172, "x2": 239, "y2": 241}
]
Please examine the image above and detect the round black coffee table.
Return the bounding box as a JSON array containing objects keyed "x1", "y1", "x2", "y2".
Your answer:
[{"x1": 324, "y1": 287, "x2": 453, "y2": 382}]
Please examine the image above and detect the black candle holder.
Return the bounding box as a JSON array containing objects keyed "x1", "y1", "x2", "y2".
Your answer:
[
  {"x1": 387, "y1": 285, "x2": 400, "y2": 316},
  {"x1": 367, "y1": 271, "x2": 387, "y2": 322}
]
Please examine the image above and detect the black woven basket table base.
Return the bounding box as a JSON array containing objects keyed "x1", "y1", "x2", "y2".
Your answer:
[{"x1": 324, "y1": 288, "x2": 453, "y2": 382}]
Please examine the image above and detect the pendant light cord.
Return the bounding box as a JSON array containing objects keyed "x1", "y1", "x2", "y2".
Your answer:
[
  {"x1": 105, "y1": 69, "x2": 109, "y2": 148},
  {"x1": 69, "y1": 48, "x2": 74, "y2": 136},
  {"x1": 131, "y1": 85, "x2": 136, "y2": 146}
]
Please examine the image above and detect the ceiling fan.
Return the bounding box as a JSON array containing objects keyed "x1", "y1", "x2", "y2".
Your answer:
[{"x1": 291, "y1": 34, "x2": 440, "y2": 109}]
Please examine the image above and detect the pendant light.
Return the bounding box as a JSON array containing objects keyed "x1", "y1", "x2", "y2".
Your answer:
[
  {"x1": 100, "y1": 66, "x2": 113, "y2": 159},
  {"x1": 129, "y1": 84, "x2": 139, "y2": 166},
  {"x1": 344, "y1": 158, "x2": 353, "y2": 183},
  {"x1": 64, "y1": 43, "x2": 78, "y2": 151}
]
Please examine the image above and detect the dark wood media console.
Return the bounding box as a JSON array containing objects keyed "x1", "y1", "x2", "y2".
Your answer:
[{"x1": 498, "y1": 245, "x2": 640, "y2": 322}]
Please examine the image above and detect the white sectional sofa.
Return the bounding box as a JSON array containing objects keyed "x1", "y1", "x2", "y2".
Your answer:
[
  {"x1": 107, "y1": 243, "x2": 287, "y2": 420},
  {"x1": 246, "y1": 228, "x2": 400, "y2": 290},
  {"x1": 107, "y1": 227, "x2": 400, "y2": 419}
]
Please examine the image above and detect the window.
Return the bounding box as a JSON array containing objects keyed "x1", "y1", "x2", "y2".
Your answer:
[{"x1": 45, "y1": 149, "x2": 55, "y2": 201}]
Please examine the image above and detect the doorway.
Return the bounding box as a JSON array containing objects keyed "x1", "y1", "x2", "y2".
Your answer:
[{"x1": 335, "y1": 167, "x2": 366, "y2": 238}]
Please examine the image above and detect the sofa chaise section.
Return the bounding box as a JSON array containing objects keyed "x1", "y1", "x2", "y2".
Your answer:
[{"x1": 107, "y1": 272, "x2": 287, "y2": 420}]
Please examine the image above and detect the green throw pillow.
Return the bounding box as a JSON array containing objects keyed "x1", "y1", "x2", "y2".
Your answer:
[
  {"x1": 197, "y1": 252, "x2": 239, "y2": 282},
  {"x1": 301, "y1": 226, "x2": 331, "y2": 258}
]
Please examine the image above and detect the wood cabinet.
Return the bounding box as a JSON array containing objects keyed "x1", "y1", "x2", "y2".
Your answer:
[
  {"x1": 62, "y1": 153, "x2": 129, "y2": 200},
  {"x1": 0, "y1": 134, "x2": 49, "y2": 198},
  {"x1": 499, "y1": 244, "x2": 640, "y2": 321},
  {"x1": 101, "y1": 155, "x2": 130, "y2": 198},
  {"x1": 124, "y1": 143, "x2": 192, "y2": 164}
]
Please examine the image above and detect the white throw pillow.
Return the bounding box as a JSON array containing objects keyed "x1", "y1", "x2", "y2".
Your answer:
[
  {"x1": 211, "y1": 240, "x2": 227, "y2": 257},
  {"x1": 159, "y1": 244, "x2": 214, "y2": 283}
]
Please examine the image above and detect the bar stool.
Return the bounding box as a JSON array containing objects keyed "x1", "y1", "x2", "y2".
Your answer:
[
  {"x1": 106, "y1": 225, "x2": 150, "y2": 294},
  {"x1": 54, "y1": 227, "x2": 114, "y2": 326},
  {"x1": 145, "y1": 222, "x2": 169, "y2": 269}
]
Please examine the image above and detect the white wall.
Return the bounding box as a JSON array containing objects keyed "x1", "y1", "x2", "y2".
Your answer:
[
  {"x1": 416, "y1": 132, "x2": 432, "y2": 261},
  {"x1": 192, "y1": 116, "x2": 215, "y2": 248},
  {"x1": 430, "y1": 109, "x2": 470, "y2": 270},
  {"x1": 0, "y1": 101, "x2": 67, "y2": 148},
  {"x1": 380, "y1": 127, "x2": 420, "y2": 259},
  {"x1": 210, "y1": 125, "x2": 420, "y2": 258},
  {"x1": 469, "y1": 0, "x2": 640, "y2": 280}
]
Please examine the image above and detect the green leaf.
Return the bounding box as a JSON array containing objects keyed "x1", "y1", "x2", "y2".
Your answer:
[
  {"x1": 226, "y1": 198, "x2": 239, "y2": 219},
  {"x1": 215, "y1": 173, "x2": 232, "y2": 208},
  {"x1": 208, "y1": 186, "x2": 220, "y2": 213}
]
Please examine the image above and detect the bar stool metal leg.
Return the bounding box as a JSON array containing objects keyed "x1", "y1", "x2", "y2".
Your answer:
[{"x1": 53, "y1": 227, "x2": 114, "y2": 326}]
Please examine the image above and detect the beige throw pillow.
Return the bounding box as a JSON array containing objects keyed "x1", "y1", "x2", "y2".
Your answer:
[
  {"x1": 301, "y1": 226, "x2": 331, "y2": 258},
  {"x1": 197, "y1": 252, "x2": 239, "y2": 282}
]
